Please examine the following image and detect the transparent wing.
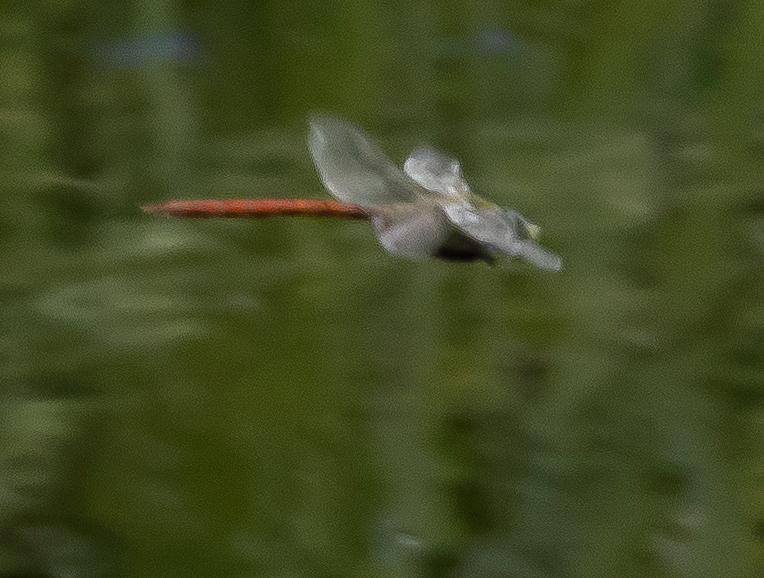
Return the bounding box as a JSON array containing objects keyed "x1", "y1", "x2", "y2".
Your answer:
[
  {"x1": 443, "y1": 204, "x2": 563, "y2": 271},
  {"x1": 504, "y1": 241, "x2": 563, "y2": 271},
  {"x1": 308, "y1": 115, "x2": 418, "y2": 207},
  {"x1": 403, "y1": 147, "x2": 471, "y2": 199},
  {"x1": 442, "y1": 204, "x2": 510, "y2": 243},
  {"x1": 370, "y1": 204, "x2": 451, "y2": 259}
]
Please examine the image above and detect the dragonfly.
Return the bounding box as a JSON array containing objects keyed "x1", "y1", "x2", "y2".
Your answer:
[{"x1": 144, "y1": 116, "x2": 563, "y2": 271}]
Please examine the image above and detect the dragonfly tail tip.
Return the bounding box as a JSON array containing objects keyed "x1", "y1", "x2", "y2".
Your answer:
[{"x1": 141, "y1": 203, "x2": 170, "y2": 216}]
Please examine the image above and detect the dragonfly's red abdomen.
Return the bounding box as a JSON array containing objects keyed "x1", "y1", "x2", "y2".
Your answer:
[{"x1": 142, "y1": 198, "x2": 369, "y2": 219}]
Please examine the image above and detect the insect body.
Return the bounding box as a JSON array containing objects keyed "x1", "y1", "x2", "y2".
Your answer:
[
  {"x1": 307, "y1": 116, "x2": 562, "y2": 270},
  {"x1": 144, "y1": 116, "x2": 562, "y2": 271}
]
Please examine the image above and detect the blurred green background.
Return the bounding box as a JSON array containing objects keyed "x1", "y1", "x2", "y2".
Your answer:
[{"x1": 1, "y1": 1, "x2": 763, "y2": 576}]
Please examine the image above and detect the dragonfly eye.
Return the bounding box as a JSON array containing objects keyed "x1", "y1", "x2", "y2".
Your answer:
[{"x1": 503, "y1": 209, "x2": 540, "y2": 240}]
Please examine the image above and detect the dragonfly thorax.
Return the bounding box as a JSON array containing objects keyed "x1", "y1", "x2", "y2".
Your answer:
[{"x1": 434, "y1": 228, "x2": 497, "y2": 263}]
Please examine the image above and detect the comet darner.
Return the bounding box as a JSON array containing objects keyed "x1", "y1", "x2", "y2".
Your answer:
[{"x1": 144, "y1": 116, "x2": 563, "y2": 271}]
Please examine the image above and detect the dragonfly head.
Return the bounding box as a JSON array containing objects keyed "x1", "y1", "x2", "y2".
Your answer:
[
  {"x1": 503, "y1": 210, "x2": 542, "y2": 241},
  {"x1": 526, "y1": 222, "x2": 542, "y2": 241}
]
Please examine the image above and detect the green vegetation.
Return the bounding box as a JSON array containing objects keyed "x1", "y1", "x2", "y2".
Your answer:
[{"x1": 0, "y1": 1, "x2": 762, "y2": 575}]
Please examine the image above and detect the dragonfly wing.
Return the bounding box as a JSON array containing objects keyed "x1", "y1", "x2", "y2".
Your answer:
[
  {"x1": 444, "y1": 204, "x2": 563, "y2": 271},
  {"x1": 503, "y1": 241, "x2": 563, "y2": 271},
  {"x1": 308, "y1": 116, "x2": 418, "y2": 207},
  {"x1": 443, "y1": 204, "x2": 509, "y2": 242},
  {"x1": 404, "y1": 147, "x2": 472, "y2": 199},
  {"x1": 370, "y1": 204, "x2": 450, "y2": 259}
]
